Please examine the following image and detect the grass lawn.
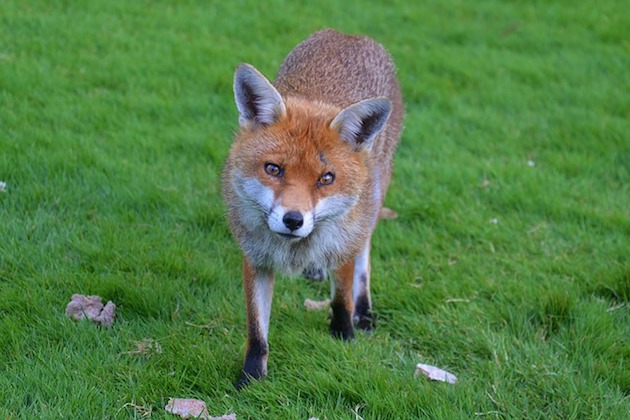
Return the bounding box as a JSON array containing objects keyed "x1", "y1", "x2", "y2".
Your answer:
[{"x1": 1, "y1": 0, "x2": 628, "y2": 418}]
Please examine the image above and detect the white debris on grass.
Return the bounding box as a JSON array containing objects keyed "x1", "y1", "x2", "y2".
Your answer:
[
  {"x1": 165, "y1": 398, "x2": 236, "y2": 420},
  {"x1": 379, "y1": 207, "x2": 398, "y2": 220},
  {"x1": 414, "y1": 363, "x2": 458, "y2": 384},
  {"x1": 489, "y1": 217, "x2": 499, "y2": 224},
  {"x1": 0, "y1": 181, "x2": 6, "y2": 192},
  {"x1": 304, "y1": 298, "x2": 330, "y2": 311},
  {"x1": 527, "y1": 160, "x2": 535, "y2": 167}
]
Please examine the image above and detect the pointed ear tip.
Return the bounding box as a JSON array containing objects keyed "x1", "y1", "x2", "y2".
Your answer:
[
  {"x1": 353, "y1": 98, "x2": 391, "y2": 116},
  {"x1": 234, "y1": 63, "x2": 260, "y2": 81},
  {"x1": 374, "y1": 98, "x2": 392, "y2": 112}
]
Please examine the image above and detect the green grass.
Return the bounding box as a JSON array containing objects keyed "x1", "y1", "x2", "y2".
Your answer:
[{"x1": 1, "y1": 0, "x2": 629, "y2": 418}]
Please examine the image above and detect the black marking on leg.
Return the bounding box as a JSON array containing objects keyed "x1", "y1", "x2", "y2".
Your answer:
[
  {"x1": 354, "y1": 293, "x2": 376, "y2": 332},
  {"x1": 359, "y1": 272, "x2": 367, "y2": 286},
  {"x1": 330, "y1": 299, "x2": 354, "y2": 340},
  {"x1": 235, "y1": 338, "x2": 268, "y2": 389}
]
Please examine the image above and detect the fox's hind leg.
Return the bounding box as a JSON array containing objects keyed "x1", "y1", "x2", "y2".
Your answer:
[{"x1": 352, "y1": 241, "x2": 375, "y2": 331}]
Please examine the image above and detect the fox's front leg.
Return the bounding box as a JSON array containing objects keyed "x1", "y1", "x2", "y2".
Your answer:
[
  {"x1": 235, "y1": 257, "x2": 274, "y2": 389},
  {"x1": 352, "y1": 240, "x2": 375, "y2": 331},
  {"x1": 330, "y1": 260, "x2": 355, "y2": 340}
]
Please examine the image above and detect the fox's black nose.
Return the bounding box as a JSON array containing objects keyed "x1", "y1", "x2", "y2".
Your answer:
[{"x1": 283, "y1": 211, "x2": 304, "y2": 231}]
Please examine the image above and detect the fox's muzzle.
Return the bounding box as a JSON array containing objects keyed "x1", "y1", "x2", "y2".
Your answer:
[{"x1": 268, "y1": 205, "x2": 314, "y2": 239}]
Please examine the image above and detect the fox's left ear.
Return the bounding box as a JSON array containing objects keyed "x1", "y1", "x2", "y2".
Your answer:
[
  {"x1": 330, "y1": 98, "x2": 392, "y2": 150},
  {"x1": 234, "y1": 63, "x2": 286, "y2": 127}
]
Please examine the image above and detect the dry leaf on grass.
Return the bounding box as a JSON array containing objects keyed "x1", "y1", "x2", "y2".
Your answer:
[
  {"x1": 65, "y1": 294, "x2": 116, "y2": 327},
  {"x1": 119, "y1": 402, "x2": 152, "y2": 418},
  {"x1": 165, "y1": 398, "x2": 236, "y2": 420},
  {"x1": 122, "y1": 338, "x2": 163, "y2": 356},
  {"x1": 304, "y1": 298, "x2": 330, "y2": 311},
  {"x1": 414, "y1": 363, "x2": 458, "y2": 384}
]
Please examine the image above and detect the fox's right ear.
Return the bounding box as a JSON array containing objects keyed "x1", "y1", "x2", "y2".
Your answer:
[{"x1": 234, "y1": 64, "x2": 286, "y2": 127}]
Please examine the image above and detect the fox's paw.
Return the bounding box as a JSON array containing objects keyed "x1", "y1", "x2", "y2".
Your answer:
[
  {"x1": 330, "y1": 300, "x2": 355, "y2": 341},
  {"x1": 234, "y1": 369, "x2": 266, "y2": 390},
  {"x1": 354, "y1": 294, "x2": 375, "y2": 332},
  {"x1": 235, "y1": 343, "x2": 268, "y2": 390},
  {"x1": 355, "y1": 313, "x2": 376, "y2": 332},
  {"x1": 234, "y1": 373, "x2": 255, "y2": 390},
  {"x1": 302, "y1": 267, "x2": 327, "y2": 282},
  {"x1": 330, "y1": 323, "x2": 355, "y2": 341},
  {"x1": 234, "y1": 375, "x2": 250, "y2": 390}
]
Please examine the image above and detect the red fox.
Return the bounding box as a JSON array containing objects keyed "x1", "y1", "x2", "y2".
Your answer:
[{"x1": 222, "y1": 29, "x2": 403, "y2": 388}]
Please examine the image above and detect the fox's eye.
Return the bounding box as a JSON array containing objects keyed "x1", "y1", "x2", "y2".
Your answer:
[
  {"x1": 264, "y1": 163, "x2": 283, "y2": 177},
  {"x1": 318, "y1": 172, "x2": 335, "y2": 186}
]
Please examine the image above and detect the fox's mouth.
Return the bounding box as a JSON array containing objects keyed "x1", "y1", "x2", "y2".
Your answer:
[{"x1": 276, "y1": 232, "x2": 302, "y2": 240}]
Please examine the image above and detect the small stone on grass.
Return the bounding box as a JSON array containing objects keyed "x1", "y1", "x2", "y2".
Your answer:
[
  {"x1": 65, "y1": 294, "x2": 116, "y2": 327},
  {"x1": 165, "y1": 398, "x2": 235, "y2": 420}
]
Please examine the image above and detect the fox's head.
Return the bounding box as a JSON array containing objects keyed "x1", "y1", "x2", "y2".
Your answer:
[{"x1": 227, "y1": 64, "x2": 391, "y2": 242}]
